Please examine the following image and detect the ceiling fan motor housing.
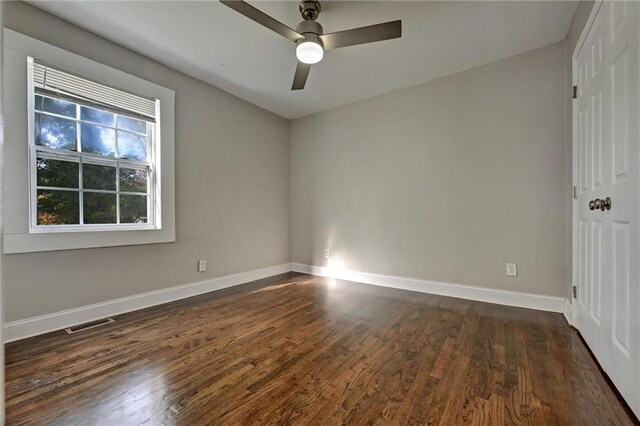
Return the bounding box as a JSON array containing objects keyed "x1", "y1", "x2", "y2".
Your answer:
[{"x1": 297, "y1": 19, "x2": 323, "y2": 37}]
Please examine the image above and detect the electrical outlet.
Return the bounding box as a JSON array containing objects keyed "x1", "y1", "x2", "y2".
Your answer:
[
  {"x1": 506, "y1": 262, "x2": 517, "y2": 277},
  {"x1": 324, "y1": 249, "x2": 330, "y2": 259},
  {"x1": 198, "y1": 259, "x2": 207, "y2": 273}
]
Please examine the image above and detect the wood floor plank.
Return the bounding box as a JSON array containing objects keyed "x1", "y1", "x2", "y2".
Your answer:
[{"x1": 5, "y1": 273, "x2": 638, "y2": 425}]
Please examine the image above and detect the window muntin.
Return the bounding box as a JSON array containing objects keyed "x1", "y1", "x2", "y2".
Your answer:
[{"x1": 30, "y1": 65, "x2": 157, "y2": 231}]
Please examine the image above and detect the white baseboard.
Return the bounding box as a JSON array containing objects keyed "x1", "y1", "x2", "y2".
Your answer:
[
  {"x1": 563, "y1": 298, "x2": 574, "y2": 326},
  {"x1": 291, "y1": 263, "x2": 566, "y2": 313},
  {"x1": 4, "y1": 263, "x2": 291, "y2": 343},
  {"x1": 6, "y1": 262, "x2": 568, "y2": 343}
]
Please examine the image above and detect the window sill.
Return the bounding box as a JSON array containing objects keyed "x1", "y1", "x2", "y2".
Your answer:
[
  {"x1": 4, "y1": 226, "x2": 175, "y2": 254},
  {"x1": 29, "y1": 224, "x2": 159, "y2": 234}
]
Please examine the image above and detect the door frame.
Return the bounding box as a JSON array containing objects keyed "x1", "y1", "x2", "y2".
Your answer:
[
  {"x1": 0, "y1": 1, "x2": 5, "y2": 422},
  {"x1": 571, "y1": 0, "x2": 604, "y2": 327}
]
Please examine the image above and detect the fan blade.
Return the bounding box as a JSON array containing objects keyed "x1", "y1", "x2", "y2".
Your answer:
[
  {"x1": 320, "y1": 20, "x2": 401, "y2": 50},
  {"x1": 220, "y1": 1, "x2": 303, "y2": 43},
  {"x1": 291, "y1": 61, "x2": 312, "y2": 91}
]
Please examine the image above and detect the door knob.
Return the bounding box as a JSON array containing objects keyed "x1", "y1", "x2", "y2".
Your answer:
[
  {"x1": 589, "y1": 200, "x2": 596, "y2": 210},
  {"x1": 594, "y1": 199, "x2": 602, "y2": 210},
  {"x1": 602, "y1": 197, "x2": 612, "y2": 211}
]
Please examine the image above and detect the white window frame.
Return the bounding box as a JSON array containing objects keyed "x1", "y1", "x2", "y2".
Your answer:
[
  {"x1": 3, "y1": 30, "x2": 175, "y2": 254},
  {"x1": 27, "y1": 73, "x2": 159, "y2": 233}
]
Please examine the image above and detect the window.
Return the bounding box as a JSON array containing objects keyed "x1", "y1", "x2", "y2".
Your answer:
[
  {"x1": 29, "y1": 59, "x2": 159, "y2": 232},
  {"x1": 3, "y1": 30, "x2": 174, "y2": 253}
]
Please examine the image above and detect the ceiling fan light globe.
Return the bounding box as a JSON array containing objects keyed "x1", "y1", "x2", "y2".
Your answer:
[{"x1": 296, "y1": 40, "x2": 324, "y2": 64}]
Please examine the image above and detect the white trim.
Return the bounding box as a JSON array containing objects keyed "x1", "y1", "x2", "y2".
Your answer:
[
  {"x1": 0, "y1": 3, "x2": 6, "y2": 420},
  {"x1": 291, "y1": 263, "x2": 566, "y2": 313},
  {"x1": 563, "y1": 299, "x2": 573, "y2": 326},
  {"x1": 4, "y1": 263, "x2": 290, "y2": 343},
  {"x1": 5, "y1": 262, "x2": 570, "y2": 343}
]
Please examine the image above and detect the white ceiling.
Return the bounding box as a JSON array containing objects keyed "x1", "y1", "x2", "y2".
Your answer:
[{"x1": 30, "y1": 1, "x2": 578, "y2": 119}]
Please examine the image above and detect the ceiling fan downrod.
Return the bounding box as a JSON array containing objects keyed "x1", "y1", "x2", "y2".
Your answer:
[{"x1": 299, "y1": 0, "x2": 321, "y2": 21}]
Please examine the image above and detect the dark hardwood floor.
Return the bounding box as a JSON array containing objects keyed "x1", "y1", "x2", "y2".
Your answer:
[{"x1": 5, "y1": 273, "x2": 637, "y2": 425}]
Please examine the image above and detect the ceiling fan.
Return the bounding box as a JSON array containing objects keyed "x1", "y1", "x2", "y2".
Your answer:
[{"x1": 220, "y1": 0, "x2": 402, "y2": 90}]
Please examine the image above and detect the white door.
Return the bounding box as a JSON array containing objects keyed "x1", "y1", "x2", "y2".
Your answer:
[{"x1": 574, "y1": 0, "x2": 640, "y2": 417}]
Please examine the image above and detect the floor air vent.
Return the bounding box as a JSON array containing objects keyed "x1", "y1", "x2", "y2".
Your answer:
[{"x1": 65, "y1": 317, "x2": 115, "y2": 335}]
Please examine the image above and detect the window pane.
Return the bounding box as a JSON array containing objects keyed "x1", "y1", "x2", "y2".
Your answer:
[
  {"x1": 37, "y1": 158, "x2": 79, "y2": 188},
  {"x1": 35, "y1": 95, "x2": 76, "y2": 118},
  {"x1": 81, "y1": 106, "x2": 115, "y2": 126},
  {"x1": 83, "y1": 192, "x2": 117, "y2": 224},
  {"x1": 117, "y1": 116, "x2": 147, "y2": 134},
  {"x1": 37, "y1": 190, "x2": 79, "y2": 225},
  {"x1": 35, "y1": 113, "x2": 77, "y2": 151},
  {"x1": 120, "y1": 168, "x2": 147, "y2": 193},
  {"x1": 34, "y1": 95, "x2": 44, "y2": 111},
  {"x1": 83, "y1": 163, "x2": 116, "y2": 190},
  {"x1": 118, "y1": 131, "x2": 147, "y2": 161},
  {"x1": 81, "y1": 123, "x2": 115, "y2": 157},
  {"x1": 120, "y1": 194, "x2": 147, "y2": 223}
]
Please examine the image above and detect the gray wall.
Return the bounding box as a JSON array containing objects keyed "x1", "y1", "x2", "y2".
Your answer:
[
  {"x1": 291, "y1": 41, "x2": 568, "y2": 297},
  {"x1": 2, "y1": 2, "x2": 290, "y2": 321}
]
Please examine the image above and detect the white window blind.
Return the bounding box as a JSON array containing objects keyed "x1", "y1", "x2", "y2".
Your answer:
[{"x1": 32, "y1": 60, "x2": 157, "y2": 121}]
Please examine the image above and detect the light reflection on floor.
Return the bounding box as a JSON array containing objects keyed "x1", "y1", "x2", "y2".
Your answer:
[{"x1": 84, "y1": 366, "x2": 169, "y2": 425}]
